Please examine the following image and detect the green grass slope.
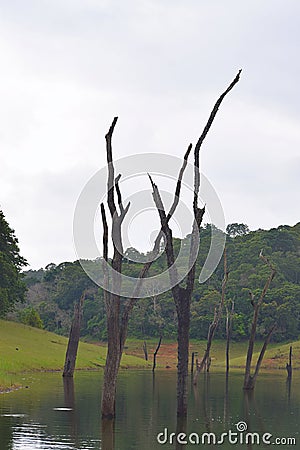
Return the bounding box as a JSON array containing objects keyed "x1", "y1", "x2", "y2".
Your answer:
[
  {"x1": 0, "y1": 320, "x2": 149, "y2": 390},
  {"x1": 125, "y1": 338, "x2": 300, "y2": 371}
]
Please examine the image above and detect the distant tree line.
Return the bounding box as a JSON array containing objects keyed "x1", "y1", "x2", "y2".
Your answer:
[
  {"x1": 0, "y1": 210, "x2": 27, "y2": 316},
  {"x1": 16, "y1": 221, "x2": 300, "y2": 343}
]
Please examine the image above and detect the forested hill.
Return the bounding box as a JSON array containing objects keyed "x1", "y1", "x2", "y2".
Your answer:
[{"x1": 19, "y1": 222, "x2": 300, "y2": 343}]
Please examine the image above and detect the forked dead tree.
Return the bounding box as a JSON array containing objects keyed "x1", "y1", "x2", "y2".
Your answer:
[
  {"x1": 100, "y1": 119, "x2": 193, "y2": 419},
  {"x1": 63, "y1": 291, "x2": 86, "y2": 377},
  {"x1": 193, "y1": 248, "x2": 228, "y2": 385},
  {"x1": 243, "y1": 251, "x2": 276, "y2": 390},
  {"x1": 150, "y1": 71, "x2": 241, "y2": 416}
]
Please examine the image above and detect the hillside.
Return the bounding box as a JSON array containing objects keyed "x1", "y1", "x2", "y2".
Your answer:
[
  {"x1": 125, "y1": 338, "x2": 300, "y2": 371},
  {"x1": 2, "y1": 320, "x2": 300, "y2": 393},
  {"x1": 0, "y1": 320, "x2": 149, "y2": 391},
  {"x1": 18, "y1": 222, "x2": 300, "y2": 344}
]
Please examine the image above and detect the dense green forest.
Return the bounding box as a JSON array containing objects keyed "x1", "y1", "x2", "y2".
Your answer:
[
  {"x1": 14, "y1": 222, "x2": 300, "y2": 343},
  {"x1": 0, "y1": 210, "x2": 27, "y2": 316}
]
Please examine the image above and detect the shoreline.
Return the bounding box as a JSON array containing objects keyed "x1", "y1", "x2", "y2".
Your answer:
[{"x1": 0, "y1": 364, "x2": 296, "y2": 394}]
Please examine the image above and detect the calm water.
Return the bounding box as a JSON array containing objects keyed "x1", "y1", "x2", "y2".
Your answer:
[{"x1": 0, "y1": 370, "x2": 299, "y2": 449}]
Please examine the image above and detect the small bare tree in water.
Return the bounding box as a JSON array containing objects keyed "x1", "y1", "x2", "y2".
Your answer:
[
  {"x1": 243, "y1": 251, "x2": 276, "y2": 390},
  {"x1": 193, "y1": 248, "x2": 228, "y2": 385},
  {"x1": 63, "y1": 291, "x2": 86, "y2": 377}
]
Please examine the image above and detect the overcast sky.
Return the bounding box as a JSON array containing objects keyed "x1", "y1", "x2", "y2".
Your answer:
[{"x1": 1, "y1": 0, "x2": 299, "y2": 270}]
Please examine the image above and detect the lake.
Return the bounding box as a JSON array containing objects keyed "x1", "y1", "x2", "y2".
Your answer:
[{"x1": 0, "y1": 370, "x2": 299, "y2": 449}]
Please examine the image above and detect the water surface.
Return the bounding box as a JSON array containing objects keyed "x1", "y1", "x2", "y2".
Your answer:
[{"x1": 0, "y1": 370, "x2": 299, "y2": 449}]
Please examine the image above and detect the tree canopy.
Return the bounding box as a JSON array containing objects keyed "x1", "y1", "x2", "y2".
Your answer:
[
  {"x1": 20, "y1": 221, "x2": 300, "y2": 343},
  {"x1": 0, "y1": 209, "x2": 28, "y2": 316}
]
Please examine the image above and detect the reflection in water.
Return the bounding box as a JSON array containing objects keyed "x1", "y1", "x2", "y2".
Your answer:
[
  {"x1": 63, "y1": 377, "x2": 75, "y2": 410},
  {"x1": 0, "y1": 371, "x2": 299, "y2": 449},
  {"x1": 101, "y1": 419, "x2": 115, "y2": 450},
  {"x1": 0, "y1": 414, "x2": 13, "y2": 450},
  {"x1": 63, "y1": 377, "x2": 80, "y2": 449},
  {"x1": 223, "y1": 373, "x2": 229, "y2": 429},
  {"x1": 175, "y1": 416, "x2": 187, "y2": 450},
  {"x1": 243, "y1": 390, "x2": 255, "y2": 450},
  {"x1": 286, "y1": 376, "x2": 292, "y2": 406},
  {"x1": 192, "y1": 372, "x2": 212, "y2": 433}
]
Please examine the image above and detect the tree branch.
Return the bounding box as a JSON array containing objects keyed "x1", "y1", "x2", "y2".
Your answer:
[
  {"x1": 194, "y1": 70, "x2": 241, "y2": 210},
  {"x1": 115, "y1": 174, "x2": 124, "y2": 214},
  {"x1": 100, "y1": 203, "x2": 109, "y2": 309},
  {"x1": 119, "y1": 146, "x2": 193, "y2": 348},
  {"x1": 167, "y1": 143, "x2": 193, "y2": 221},
  {"x1": 100, "y1": 203, "x2": 108, "y2": 262},
  {"x1": 106, "y1": 117, "x2": 118, "y2": 217}
]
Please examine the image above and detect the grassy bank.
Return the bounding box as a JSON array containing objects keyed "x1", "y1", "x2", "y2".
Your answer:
[
  {"x1": 124, "y1": 337, "x2": 300, "y2": 371},
  {"x1": 2, "y1": 320, "x2": 300, "y2": 391},
  {"x1": 0, "y1": 320, "x2": 149, "y2": 391}
]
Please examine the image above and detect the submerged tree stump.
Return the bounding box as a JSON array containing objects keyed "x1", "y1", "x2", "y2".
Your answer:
[{"x1": 63, "y1": 292, "x2": 85, "y2": 377}]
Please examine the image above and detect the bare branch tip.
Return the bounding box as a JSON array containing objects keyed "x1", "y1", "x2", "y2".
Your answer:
[
  {"x1": 184, "y1": 143, "x2": 193, "y2": 159},
  {"x1": 106, "y1": 117, "x2": 118, "y2": 138},
  {"x1": 124, "y1": 202, "x2": 130, "y2": 213},
  {"x1": 147, "y1": 173, "x2": 155, "y2": 188}
]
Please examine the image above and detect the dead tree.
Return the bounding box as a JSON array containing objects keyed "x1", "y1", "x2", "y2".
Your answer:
[
  {"x1": 152, "y1": 336, "x2": 162, "y2": 372},
  {"x1": 100, "y1": 118, "x2": 192, "y2": 419},
  {"x1": 191, "y1": 351, "x2": 198, "y2": 373},
  {"x1": 286, "y1": 346, "x2": 292, "y2": 379},
  {"x1": 193, "y1": 248, "x2": 229, "y2": 384},
  {"x1": 100, "y1": 118, "x2": 130, "y2": 419},
  {"x1": 63, "y1": 291, "x2": 85, "y2": 377},
  {"x1": 243, "y1": 251, "x2": 276, "y2": 390},
  {"x1": 143, "y1": 341, "x2": 148, "y2": 361},
  {"x1": 225, "y1": 299, "x2": 234, "y2": 373},
  {"x1": 150, "y1": 71, "x2": 241, "y2": 416}
]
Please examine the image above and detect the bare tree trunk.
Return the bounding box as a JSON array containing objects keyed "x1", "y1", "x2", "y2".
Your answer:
[
  {"x1": 101, "y1": 306, "x2": 122, "y2": 418},
  {"x1": 243, "y1": 252, "x2": 276, "y2": 390},
  {"x1": 251, "y1": 325, "x2": 276, "y2": 384},
  {"x1": 191, "y1": 352, "x2": 198, "y2": 373},
  {"x1": 152, "y1": 336, "x2": 162, "y2": 372},
  {"x1": 143, "y1": 341, "x2": 148, "y2": 361},
  {"x1": 226, "y1": 300, "x2": 234, "y2": 373},
  {"x1": 193, "y1": 248, "x2": 228, "y2": 384},
  {"x1": 176, "y1": 291, "x2": 190, "y2": 417},
  {"x1": 150, "y1": 71, "x2": 241, "y2": 416},
  {"x1": 100, "y1": 118, "x2": 192, "y2": 419},
  {"x1": 244, "y1": 324, "x2": 276, "y2": 390},
  {"x1": 286, "y1": 346, "x2": 292, "y2": 379},
  {"x1": 63, "y1": 292, "x2": 85, "y2": 377},
  {"x1": 101, "y1": 118, "x2": 128, "y2": 419}
]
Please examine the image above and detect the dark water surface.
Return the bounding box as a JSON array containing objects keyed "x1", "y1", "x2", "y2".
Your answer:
[{"x1": 0, "y1": 370, "x2": 299, "y2": 449}]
